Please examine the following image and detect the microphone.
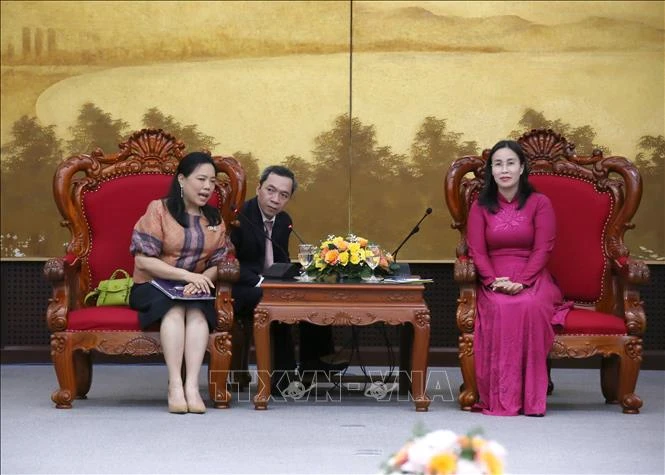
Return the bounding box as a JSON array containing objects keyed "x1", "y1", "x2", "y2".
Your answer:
[
  {"x1": 232, "y1": 206, "x2": 300, "y2": 280},
  {"x1": 288, "y1": 224, "x2": 307, "y2": 245},
  {"x1": 392, "y1": 207, "x2": 432, "y2": 261},
  {"x1": 232, "y1": 206, "x2": 290, "y2": 258}
]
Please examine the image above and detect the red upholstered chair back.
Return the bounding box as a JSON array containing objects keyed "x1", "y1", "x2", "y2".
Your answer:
[
  {"x1": 82, "y1": 175, "x2": 222, "y2": 288},
  {"x1": 53, "y1": 129, "x2": 243, "y2": 306},
  {"x1": 529, "y1": 175, "x2": 612, "y2": 303}
]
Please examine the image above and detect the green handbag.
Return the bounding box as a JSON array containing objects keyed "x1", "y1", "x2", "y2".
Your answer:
[{"x1": 84, "y1": 269, "x2": 134, "y2": 306}]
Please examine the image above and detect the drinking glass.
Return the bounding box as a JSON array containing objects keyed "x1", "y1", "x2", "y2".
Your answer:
[
  {"x1": 364, "y1": 244, "x2": 382, "y2": 282},
  {"x1": 297, "y1": 244, "x2": 315, "y2": 281}
]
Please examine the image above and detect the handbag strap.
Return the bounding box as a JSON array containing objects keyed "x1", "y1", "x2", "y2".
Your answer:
[
  {"x1": 84, "y1": 290, "x2": 99, "y2": 306},
  {"x1": 109, "y1": 269, "x2": 131, "y2": 280}
]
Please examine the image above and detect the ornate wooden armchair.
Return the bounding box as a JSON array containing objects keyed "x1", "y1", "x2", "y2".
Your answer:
[
  {"x1": 444, "y1": 129, "x2": 649, "y2": 414},
  {"x1": 43, "y1": 129, "x2": 246, "y2": 409}
]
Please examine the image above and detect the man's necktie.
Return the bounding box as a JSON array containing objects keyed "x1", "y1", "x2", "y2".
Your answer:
[{"x1": 263, "y1": 220, "x2": 274, "y2": 273}]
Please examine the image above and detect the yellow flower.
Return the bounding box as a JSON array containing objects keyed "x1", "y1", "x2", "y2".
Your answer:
[
  {"x1": 426, "y1": 452, "x2": 457, "y2": 475},
  {"x1": 480, "y1": 451, "x2": 503, "y2": 475},
  {"x1": 349, "y1": 250, "x2": 361, "y2": 264},
  {"x1": 348, "y1": 242, "x2": 361, "y2": 253},
  {"x1": 339, "y1": 250, "x2": 349, "y2": 265}
]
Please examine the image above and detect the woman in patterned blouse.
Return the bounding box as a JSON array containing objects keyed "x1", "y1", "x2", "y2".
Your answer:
[{"x1": 129, "y1": 152, "x2": 227, "y2": 414}]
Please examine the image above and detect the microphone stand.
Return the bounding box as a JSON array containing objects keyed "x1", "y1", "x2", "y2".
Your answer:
[{"x1": 392, "y1": 208, "x2": 432, "y2": 261}]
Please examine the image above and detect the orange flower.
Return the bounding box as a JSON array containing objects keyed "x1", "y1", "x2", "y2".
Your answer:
[
  {"x1": 324, "y1": 249, "x2": 340, "y2": 265},
  {"x1": 332, "y1": 236, "x2": 348, "y2": 251},
  {"x1": 357, "y1": 237, "x2": 368, "y2": 247}
]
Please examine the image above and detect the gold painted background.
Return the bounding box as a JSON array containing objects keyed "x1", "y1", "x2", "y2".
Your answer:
[{"x1": 1, "y1": 1, "x2": 663, "y2": 261}]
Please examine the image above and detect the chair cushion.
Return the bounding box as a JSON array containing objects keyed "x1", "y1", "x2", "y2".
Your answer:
[
  {"x1": 68, "y1": 306, "x2": 142, "y2": 331},
  {"x1": 561, "y1": 308, "x2": 626, "y2": 335},
  {"x1": 530, "y1": 175, "x2": 612, "y2": 302}
]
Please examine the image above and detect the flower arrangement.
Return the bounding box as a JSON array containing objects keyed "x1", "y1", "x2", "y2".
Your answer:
[
  {"x1": 382, "y1": 427, "x2": 507, "y2": 475},
  {"x1": 306, "y1": 234, "x2": 397, "y2": 281}
]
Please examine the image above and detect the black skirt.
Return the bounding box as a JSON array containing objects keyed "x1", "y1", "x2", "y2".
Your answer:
[{"x1": 129, "y1": 282, "x2": 217, "y2": 331}]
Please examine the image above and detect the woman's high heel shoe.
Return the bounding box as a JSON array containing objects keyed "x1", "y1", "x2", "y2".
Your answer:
[
  {"x1": 168, "y1": 384, "x2": 188, "y2": 414},
  {"x1": 185, "y1": 390, "x2": 207, "y2": 414},
  {"x1": 168, "y1": 400, "x2": 188, "y2": 414}
]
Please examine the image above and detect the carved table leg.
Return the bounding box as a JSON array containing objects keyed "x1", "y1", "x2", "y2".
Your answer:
[{"x1": 411, "y1": 311, "x2": 431, "y2": 412}]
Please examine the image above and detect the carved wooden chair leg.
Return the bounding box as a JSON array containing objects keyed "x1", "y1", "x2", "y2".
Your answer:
[
  {"x1": 50, "y1": 334, "x2": 77, "y2": 409},
  {"x1": 547, "y1": 358, "x2": 554, "y2": 396},
  {"x1": 617, "y1": 348, "x2": 643, "y2": 414},
  {"x1": 208, "y1": 332, "x2": 232, "y2": 408},
  {"x1": 458, "y1": 334, "x2": 478, "y2": 410},
  {"x1": 600, "y1": 355, "x2": 619, "y2": 403},
  {"x1": 73, "y1": 350, "x2": 93, "y2": 399}
]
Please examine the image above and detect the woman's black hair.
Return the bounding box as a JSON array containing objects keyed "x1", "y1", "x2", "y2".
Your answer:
[
  {"x1": 165, "y1": 152, "x2": 221, "y2": 228},
  {"x1": 477, "y1": 140, "x2": 534, "y2": 213}
]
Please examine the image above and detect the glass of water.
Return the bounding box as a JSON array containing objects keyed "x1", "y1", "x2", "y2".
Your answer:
[
  {"x1": 297, "y1": 244, "x2": 315, "y2": 281},
  {"x1": 364, "y1": 244, "x2": 382, "y2": 282}
]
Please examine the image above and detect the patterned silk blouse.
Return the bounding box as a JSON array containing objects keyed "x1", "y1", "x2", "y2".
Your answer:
[{"x1": 130, "y1": 199, "x2": 227, "y2": 284}]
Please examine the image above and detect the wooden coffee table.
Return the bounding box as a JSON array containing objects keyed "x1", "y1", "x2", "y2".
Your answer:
[{"x1": 252, "y1": 280, "x2": 431, "y2": 411}]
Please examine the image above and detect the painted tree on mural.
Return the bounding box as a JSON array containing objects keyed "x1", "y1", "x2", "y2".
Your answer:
[
  {"x1": 509, "y1": 108, "x2": 610, "y2": 155},
  {"x1": 141, "y1": 107, "x2": 218, "y2": 152},
  {"x1": 407, "y1": 117, "x2": 479, "y2": 256},
  {"x1": 232, "y1": 151, "x2": 261, "y2": 194},
  {"x1": 633, "y1": 134, "x2": 665, "y2": 260},
  {"x1": 66, "y1": 102, "x2": 130, "y2": 156},
  {"x1": 0, "y1": 116, "x2": 66, "y2": 257}
]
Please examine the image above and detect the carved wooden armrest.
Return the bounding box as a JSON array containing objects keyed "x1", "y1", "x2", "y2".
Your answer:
[
  {"x1": 214, "y1": 256, "x2": 240, "y2": 332},
  {"x1": 614, "y1": 256, "x2": 650, "y2": 286},
  {"x1": 454, "y1": 255, "x2": 477, "y2": 284},
  {"x1": 454, "y1": 256, "x2": 477, "y2": 334},
  {"x1": 43, "y1": 254, "x2": 80, "y2": 332},
  {"x1": 613, "y1": 256, "x2": 649, "y2": 336}
]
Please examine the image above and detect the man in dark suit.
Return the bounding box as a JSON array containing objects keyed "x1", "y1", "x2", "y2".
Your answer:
[{"x1": 231, "y1": 165, "x2": 345, "y2": 391}]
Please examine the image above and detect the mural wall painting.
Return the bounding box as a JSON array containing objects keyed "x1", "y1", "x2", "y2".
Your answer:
[{"x1": 1, "y1": 1, "x2": 663, "y2": 261}]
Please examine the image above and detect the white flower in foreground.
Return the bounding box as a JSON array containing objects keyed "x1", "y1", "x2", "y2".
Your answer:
[
  {"x1": 405, "y1": 430, "x2": 459, "y2": 471},
  {"x1": 456, "y1": 459, "x2": 485, "y2": 474}
]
